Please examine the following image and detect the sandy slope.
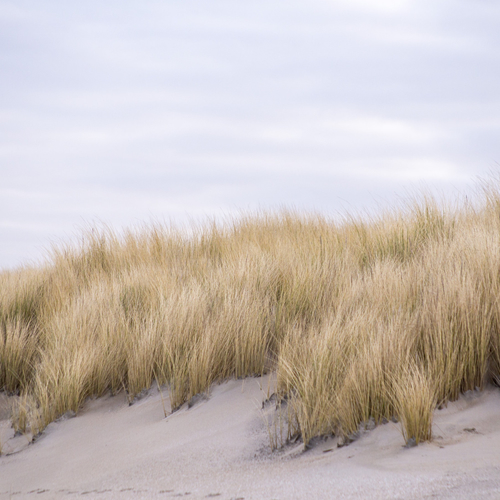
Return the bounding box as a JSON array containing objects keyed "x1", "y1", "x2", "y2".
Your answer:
[{"x1": 1, "y1": 377, "x2": 499, "y2": 499}]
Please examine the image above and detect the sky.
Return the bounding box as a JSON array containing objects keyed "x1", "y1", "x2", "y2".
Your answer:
[{"x1": 1, "y1": 0, "x2": 500, "y2": 270}]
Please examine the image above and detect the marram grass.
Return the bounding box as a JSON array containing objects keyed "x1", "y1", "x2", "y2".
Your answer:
[{"x1": 2, "y1": 181, "x2": 500, "y2": 448}]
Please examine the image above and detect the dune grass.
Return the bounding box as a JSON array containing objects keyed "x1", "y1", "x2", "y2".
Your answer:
[{"x1": 1, "y1": 180, "x2": 500, "y2": 448}]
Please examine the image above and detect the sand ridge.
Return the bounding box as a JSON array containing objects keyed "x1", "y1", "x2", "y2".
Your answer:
[{"x1": 1, "y1": 378, "x2": 500, "y2": 499}]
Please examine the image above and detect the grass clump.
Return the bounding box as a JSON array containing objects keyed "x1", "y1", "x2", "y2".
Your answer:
[
  {"x1": 390, "y1": 364, "x2": 436, "y2": 446},
  {"x1": 1, "y1": 180, "x2": 500, "y2": 448}
]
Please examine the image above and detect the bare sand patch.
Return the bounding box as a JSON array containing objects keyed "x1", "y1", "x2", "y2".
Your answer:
[{"x1": 1, "y1": 378, "x2": 499, "y2": 499}]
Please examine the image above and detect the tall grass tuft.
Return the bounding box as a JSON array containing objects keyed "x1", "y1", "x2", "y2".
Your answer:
[
  {"x1": 1, "y1": 181, "x2": 500, "y2": 448},
  {"x1": 390, "y1": 364, "x2": 436, "y2": 445}
]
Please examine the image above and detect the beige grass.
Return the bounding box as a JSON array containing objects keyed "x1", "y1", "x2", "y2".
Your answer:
[{"x1": 1, "y1": 179, "x2": 500, "y2": 447}]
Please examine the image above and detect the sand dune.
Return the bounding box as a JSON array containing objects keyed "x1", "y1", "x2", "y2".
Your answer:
[{"x1": 1, "y1": 377, "x2": 500, "y2": 499}]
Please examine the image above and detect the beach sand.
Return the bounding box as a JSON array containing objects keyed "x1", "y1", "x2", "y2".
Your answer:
[{"x1": 1, "y1": 377, "x2": 499, "y2": 499}]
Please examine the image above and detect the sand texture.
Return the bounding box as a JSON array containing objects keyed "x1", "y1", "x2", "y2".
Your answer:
[{"x1": 1, "y1": 377, "x2": 500, "y2": 499}]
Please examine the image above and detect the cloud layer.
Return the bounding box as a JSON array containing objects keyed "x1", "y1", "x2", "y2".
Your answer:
[{"x1": 1, "y1": 0, "x2": 499, "y2": 268}]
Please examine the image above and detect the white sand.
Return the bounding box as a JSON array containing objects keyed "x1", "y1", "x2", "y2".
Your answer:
[{"x1": 1, "y1": 378, "x2": 500, "y2": 499}]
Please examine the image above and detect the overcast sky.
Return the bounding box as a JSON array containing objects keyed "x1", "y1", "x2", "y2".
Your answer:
[{"x1": 1, "y1": 0, "x2": 499, "y2": 269}]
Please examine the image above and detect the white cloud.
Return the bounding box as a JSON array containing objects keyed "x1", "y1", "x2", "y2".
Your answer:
[
  {"x1": 333, "y1": 0, "x2": 412, "y2": 14},
  {"x1": 350, "y1": 159, "x2": 470, "y2": 182}
]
